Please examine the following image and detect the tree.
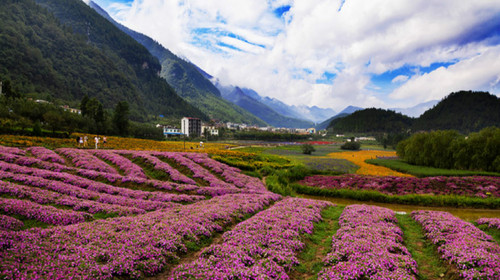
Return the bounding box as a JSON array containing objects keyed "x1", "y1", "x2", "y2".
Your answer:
[
  {"x1": 32, "y1": 120, "x2": 43, "y2": 136},
  {"x1": 43, "y1": 110, "x2": 64, "y2": 135},
  {"x1": 113, "y1": 101, "x2": 129, "y2": 136},
  {"x1": 301, "y1": 144, "x2": 316, "y2": 155},
  {"x1": 1, "y1": 79, "x2": 20, "y2": 99},
  {"x1": 80, "y1": 94, "x2": 90, "y2": 117}
]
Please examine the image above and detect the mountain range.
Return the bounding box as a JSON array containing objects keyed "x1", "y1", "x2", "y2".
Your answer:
[{"x1": 2, "y1": 0, "x2": 498, "y2": 133}]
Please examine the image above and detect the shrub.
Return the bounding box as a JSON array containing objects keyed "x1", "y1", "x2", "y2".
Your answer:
[
  {"x1": 301, "y1": 144, "x2": 316, "y2": 154},
  {"x1": 340, "y1": 141, "x2": 360, "y2": 150}
]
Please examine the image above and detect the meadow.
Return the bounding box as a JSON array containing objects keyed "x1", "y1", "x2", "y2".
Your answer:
[{"x1": 0, "y1": 135, "x2": 499, "y2": 279}]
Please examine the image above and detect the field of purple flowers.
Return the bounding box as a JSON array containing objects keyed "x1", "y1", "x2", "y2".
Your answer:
[
  {"x1": 300, "y1": 174, "x2": 500, "y2": 198},
  {"x1": 0, "y1": 145, "x2": 499, "y2": 279}
]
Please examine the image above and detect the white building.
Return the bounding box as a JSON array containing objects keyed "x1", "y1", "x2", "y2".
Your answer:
[
  {"x1": 202, "y1": 125, "x2": 219, "y2": 136},
  {"x1": 181, "y1": 117, "x2": 202, "y2": 137},
  {"x1": 162, "y1": 126, "x2": 182, "y2": 138}
]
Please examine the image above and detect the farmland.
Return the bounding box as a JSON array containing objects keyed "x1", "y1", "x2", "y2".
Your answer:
[{"x1": 0, "y1": 138, "x2": 499, "y2": 279}]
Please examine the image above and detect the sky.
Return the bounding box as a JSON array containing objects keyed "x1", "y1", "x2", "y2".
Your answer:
[{"x1": 88, "y1": 0, "x2": 500, "y2": 112}]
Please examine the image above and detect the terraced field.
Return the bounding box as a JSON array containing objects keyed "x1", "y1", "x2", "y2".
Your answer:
[{"x1": 0, "y1": 145, "x2": 499, "y2": 279}]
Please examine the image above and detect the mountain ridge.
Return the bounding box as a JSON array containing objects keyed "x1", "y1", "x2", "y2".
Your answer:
[{"x1": 0, "y1": 0, "x2": 206, "y2": 121}]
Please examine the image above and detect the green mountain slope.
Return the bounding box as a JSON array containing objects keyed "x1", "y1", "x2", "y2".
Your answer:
[
  {"x1": 413, "y1": 91, "x2": 500, "y2": 133},
  {"x1": 0, "y1": 0, "x2": 206, "y2": 121},
  {"x1": 328, "y1": 108, "x2": 414, "y2": 133},
  {"x1": 88, "y1": 2, "x2": 266, "y2": 125}
]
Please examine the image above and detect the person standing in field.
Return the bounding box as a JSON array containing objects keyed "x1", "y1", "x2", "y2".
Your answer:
[
  {"x1": 84, "y1": 135, "x2": 88, "y2": 147},
  {"x1": 103, "y1": 136, "x2": 107, "y2": 147},
  {"x1": 94, "y1": 136, "x2": 99, "y2": 149}
]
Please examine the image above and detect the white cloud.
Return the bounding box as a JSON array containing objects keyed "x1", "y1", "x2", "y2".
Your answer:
[
  {"x1": 93, "y1": 0, "x2": 500, "y2": 111},
  {"x1": 390, "y1": 46, "x2": 500, "y2": 103},
  {"x1": 392, "y1": 75, "x2": 409, "y2": 84}
]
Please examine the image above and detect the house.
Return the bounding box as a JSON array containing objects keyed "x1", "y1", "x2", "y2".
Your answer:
[
  {"x1": 60, "y1": 105, "x2": 82, "y2": 115},
  {"x1": 181, "y1": 117, "x2": 202, "y2": 137},
  {"x1": 162, "y1": 126, "x2": 183, "y2": 138},
  {"x1": 202, "y1": 125, "x2": 219, "y2": 136},
  {"x1": 307, "y1": 128, "x2": 316, "y2": 134}
]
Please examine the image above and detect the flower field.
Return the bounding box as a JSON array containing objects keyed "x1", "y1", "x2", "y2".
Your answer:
[
  {"x1": 328, "y1": 150, "x2": 413, "y2": 177},
  {"x1": 412, "y1": 210, "x2": 500, "y2": 279},
  {"x1": 319, "y1": 205, "x2": 418, "y2": 279},
  {"x1": 299, "y1": 175, "x2": 500, "y2": 198},
  {"x1": 1, "y1": 144, "x2": 499, "y2": 279}
]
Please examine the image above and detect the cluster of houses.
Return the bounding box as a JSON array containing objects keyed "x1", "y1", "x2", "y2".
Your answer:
[{"x1": 159, "y1": 117, "x2": 324, "y2": 138}]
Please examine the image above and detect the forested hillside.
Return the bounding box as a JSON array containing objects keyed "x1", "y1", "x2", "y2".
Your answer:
[
  {"x1": 0, "y1": 0, "x2": 206, "y2": 121},
  {"x1": 413, "y1": 91, "x2": 500, "y2": 133},
  {"x1": 328, "y1": 91, "x2": 500, "y2": 134},
  {"x1": 328, "y1": 108, "x2": 414, "y2": 133}
]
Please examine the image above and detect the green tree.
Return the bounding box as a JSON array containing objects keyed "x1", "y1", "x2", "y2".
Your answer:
[
  {"x1": 1, "y1": 79, "x2": 20, "y2": 99},
  {"x1": 43, "y1": 110, "x2": 64, "y2": 135},
  {"x1": 32, "y1": 120, "x2": 43, "y2": 136},
  {"x1": 301, "y1": 144, "x2": 316, "y2": 155},
  {"x1": 80, "y1": 94, "x2": 90, "y2": 117},
  {"x1": 113, "y1": 101, "x2": 129, "y2": 136}
]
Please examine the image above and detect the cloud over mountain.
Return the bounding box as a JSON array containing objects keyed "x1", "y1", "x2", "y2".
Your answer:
[{"x1": 93, "y1": 0, "x2": 500, "y2": 111}]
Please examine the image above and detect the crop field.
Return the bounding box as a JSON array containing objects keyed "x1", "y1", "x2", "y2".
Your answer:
[{"x1": 0, "y1": 144, "x2": 499, "y2": 279}]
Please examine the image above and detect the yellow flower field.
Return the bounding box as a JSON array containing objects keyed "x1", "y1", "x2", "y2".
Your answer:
[
  {"x1": 0, "y1": 134, "x2": 234, "y2": 152},
  {"x1": 328, "y1": 150, "x2": 413, "y2": 177}
]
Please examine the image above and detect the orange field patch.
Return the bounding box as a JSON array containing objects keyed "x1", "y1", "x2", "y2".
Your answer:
[{"x1": 328, "y1": 150, "x2": 413, "y2": 177}]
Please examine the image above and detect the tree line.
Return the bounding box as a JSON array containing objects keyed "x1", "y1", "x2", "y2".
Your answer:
[
  {"x1": 0, "y1": 90, "x2": 164, "y2": 140},
  {"x1": 397, "y1": 127, "x2": 500, "y2": 172}
]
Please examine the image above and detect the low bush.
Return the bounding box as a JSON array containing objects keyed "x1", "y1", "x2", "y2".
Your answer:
[{"x1": 340, "y1": 141, "x2": 360, "y2": 150}]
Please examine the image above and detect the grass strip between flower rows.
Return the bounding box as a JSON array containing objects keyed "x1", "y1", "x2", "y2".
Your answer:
[
  {"x1": 290, "y1": 206, "x2": 344, "y2": 280},
  {"x1": 396, "y1": 214, "x2": 454, "y2": 280}
]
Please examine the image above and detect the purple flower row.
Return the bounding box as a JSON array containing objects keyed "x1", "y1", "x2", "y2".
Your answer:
[
  {"x1": 27, "y1": 146, "x2": 66, "y2": 164},
  {"x1": 0, "y1": 160, "x2": 204, "y2": 205},
  {"x1": 126, "y1": 151, "x2": 197, "y2": 184},
  {"x1": 184, "y1": 153, "x2": 267, "y2": 192},
  {"x1": 170, "y1": 198, "x2": 333, "y2": 279},
  {"x1": 300, "y1": 175, "x2": 500, "y2": 198},
  {"x1": 0, "y1": 180, "x2": 144, "y2": 216},
  {"x1": 75, "y1": 168, "x2": 203, "y2": 195},
  {"x1": 92, "y1": 150, "x2": 147, "y2": 179},
  {"x1": 156, "y1": 152, "x2": 233, "y2": 188},
  {"x1": 0, "y1": 169, "x2": 173, "y2": 211},
  {"x1": 412, "y1": 210, "x2": 500, "y2": 279},
  {"x1": 0, "y1": 146, "x2": 25, "y2": 155},
  {"x1": 319, "y1": 205, "x2": 418, "y2": 280},
  {"x1": 0, "y1": 214, "x2": 24, "y2": 231},
  {"x1": 0, "y1": 193, "x2": 281, "y2": 279},
  {"x1": 0, "y1": 197, "x2": 91, "y2": 226},
  {"x1": 476, "y1": 217, "x2": 500, "y2": 230},
  {"x1": 56, "y1": 148, "x2": 119, "y2": 174}
]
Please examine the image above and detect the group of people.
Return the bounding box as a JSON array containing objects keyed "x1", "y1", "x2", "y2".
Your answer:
[{"x1": 76, "y1": 135, "x2": 107, "y2": 149}]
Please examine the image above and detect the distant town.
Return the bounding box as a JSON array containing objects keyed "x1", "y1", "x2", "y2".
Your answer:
[{"x1": 158, "y1": 116, "x2": 330, "y2": 139}]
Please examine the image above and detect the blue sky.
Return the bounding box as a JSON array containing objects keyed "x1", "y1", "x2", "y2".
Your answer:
[{"x1": 89, "y1": 0, "x2": 500, "y2": 112}]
